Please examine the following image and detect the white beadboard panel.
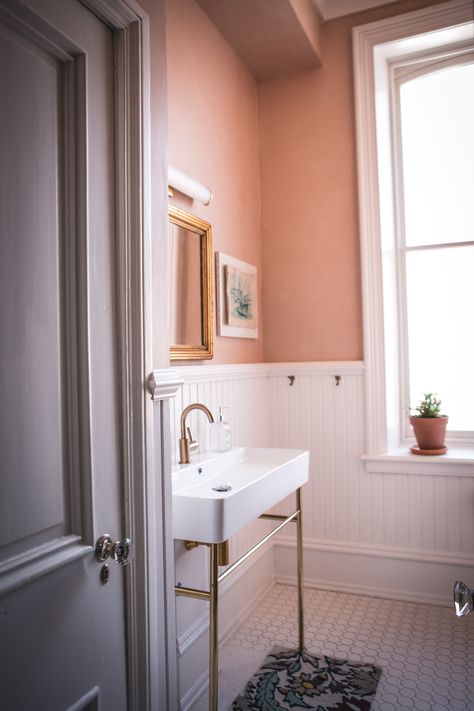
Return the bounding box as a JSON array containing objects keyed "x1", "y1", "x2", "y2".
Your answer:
[
  {"x1": 268, "y1": 370, "x2": 368, "y2": 543},
  {"x1": 170, "y1": 365, "x2": 274, "y2": 579},
  {"x1": 171, "y1": 360, "x2": 276, "y2": 699},
  {"x1": 171, "y1": 361, "x2": 474, "y2": 557},
  {"x1": 170, "y1": 369, "x2": 272, "y2": 465},
  {"x1": 266, "y1": 367, "x2": 474, "y2": 558},
  {"x1": 170, "y1": 361, "x2": 474, "y2": 701}
]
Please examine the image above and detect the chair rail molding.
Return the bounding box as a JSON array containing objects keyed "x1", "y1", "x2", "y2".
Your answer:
[
  {"x1": 148, "y1": 368, "x2": 184, "y2": 400},
  {"x1": 173, "y1": 361, "x2": 364, "y2": 383}
]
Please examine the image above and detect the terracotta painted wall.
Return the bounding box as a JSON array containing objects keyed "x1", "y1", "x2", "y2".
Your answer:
[
  {"x1": 166, "y1": 0, "x2": 264, "y2": 363},
  {"x1": 259, "y1": 0, "x2": 448, "y2": 362}
]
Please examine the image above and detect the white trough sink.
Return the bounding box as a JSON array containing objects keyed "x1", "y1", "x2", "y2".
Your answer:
[{"x1": 172, "y1": 447, "x2": 309, "y2": 543}]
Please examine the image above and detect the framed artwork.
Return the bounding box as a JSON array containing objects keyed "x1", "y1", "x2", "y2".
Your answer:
[{"x1": 215, "y1": 252, "x2": 258, "y2": 339}]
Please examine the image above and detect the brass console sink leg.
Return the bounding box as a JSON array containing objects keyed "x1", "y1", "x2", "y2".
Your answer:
[
  {"x1": 209, "y1": 543, "x2": 219, "y2": 711},
  {"x1": 218, "y1": 539, "x2": 230, "y2": 566},
  {"x1": 296, "y1": 486, "x2": 305, "y2": 651},
  {"x1": 177, "y1": 500, "x2": 304, "y2": 708}
]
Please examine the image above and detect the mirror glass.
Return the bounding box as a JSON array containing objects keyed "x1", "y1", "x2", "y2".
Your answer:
[
  {"x1": 169, "y1": 206, "x2": 213, "y2": 360},
  {"x1": 170, "y1": 224, "x2": 202, "y2": 345}
]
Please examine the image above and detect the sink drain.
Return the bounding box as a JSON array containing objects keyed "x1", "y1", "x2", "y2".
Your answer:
[{"x1": 212, "y1": 484, "x2": 232, "y2": 492}]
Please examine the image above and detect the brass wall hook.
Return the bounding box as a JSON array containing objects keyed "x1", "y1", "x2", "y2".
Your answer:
[
  {"x1": 288, "y1": 375, "x2": 295, "y2": 386},
  {"x1": 335, "y1": 375, "x2": 341, "y2": 386}
]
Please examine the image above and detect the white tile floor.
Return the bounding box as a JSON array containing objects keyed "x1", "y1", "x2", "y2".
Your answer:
[{"x1": 192, "y1": 584, "x2": 474, "y2": 711}]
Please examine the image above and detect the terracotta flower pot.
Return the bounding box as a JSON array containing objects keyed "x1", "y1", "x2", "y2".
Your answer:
[{"x1": 410, "y1": 415, "x2": 448, "y2": 451}]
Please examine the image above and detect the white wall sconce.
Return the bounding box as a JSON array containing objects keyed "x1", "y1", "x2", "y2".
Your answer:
[{"x1": 168, "y1": 166, "x2": 213, "y2": 206}]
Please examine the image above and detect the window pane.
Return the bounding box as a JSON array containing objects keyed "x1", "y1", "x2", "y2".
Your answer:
[
  {"x1": 406, "y1": 246, "x2": 474, "y2": 432},
  {"x1": 400, "y1": 63, "x2": 474, "y2": 247}
]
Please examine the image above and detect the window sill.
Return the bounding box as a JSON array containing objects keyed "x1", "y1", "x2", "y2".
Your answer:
[{"x1": 362, "y1": 447, "x2": 474, "y2": 476}]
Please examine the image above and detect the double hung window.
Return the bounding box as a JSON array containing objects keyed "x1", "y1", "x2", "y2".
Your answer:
[
  {"x1": 395, "y1": 55, "x2": 474, "y2": 441},
  {"x1": 353, "y1": 0, "x2": 474, "y2": 466}
]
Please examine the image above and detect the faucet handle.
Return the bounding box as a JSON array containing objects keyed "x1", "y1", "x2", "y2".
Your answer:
[{"x1": 187, "y1": 427, "x2": 199, "y2": 452}]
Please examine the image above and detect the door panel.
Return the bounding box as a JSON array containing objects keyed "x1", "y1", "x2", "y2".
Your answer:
[
  {"x1": 0, "y1": 1, "x2": 128, "y2": 709},
  {"x1": 0, "y1": 18, "x2": 65, "y2": 557}
]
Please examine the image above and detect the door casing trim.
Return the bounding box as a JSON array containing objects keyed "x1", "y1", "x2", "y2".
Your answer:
[{"x1": 79, "y1": 1, "x2": 175, "y2": 709}]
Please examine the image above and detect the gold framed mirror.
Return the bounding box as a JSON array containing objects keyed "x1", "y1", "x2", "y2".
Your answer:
[{"x1": 169, "y1": 206, "x2": 213, "y2": 360}]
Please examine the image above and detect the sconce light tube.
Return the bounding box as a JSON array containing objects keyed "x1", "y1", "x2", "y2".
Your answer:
[{"x1": 168, "y1": 165, "x2": 213, "y2": 206}]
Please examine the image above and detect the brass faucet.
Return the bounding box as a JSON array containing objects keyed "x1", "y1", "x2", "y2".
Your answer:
[{"x1": 179, "y1": 403, "x2": 214, "y2": 464}]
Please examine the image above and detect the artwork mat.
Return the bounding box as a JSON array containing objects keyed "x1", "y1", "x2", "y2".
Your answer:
[{"x1": 215, "y1": 252, "x2": 258, "y2": 339}]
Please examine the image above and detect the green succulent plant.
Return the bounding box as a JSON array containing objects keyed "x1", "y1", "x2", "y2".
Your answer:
[{"x1": 412, "y1": 392, "x2": 444, "y2": 418}]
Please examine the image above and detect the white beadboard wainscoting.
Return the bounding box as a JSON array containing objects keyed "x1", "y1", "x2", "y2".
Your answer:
[
  {"x1": 170, "y1": 363, "x2": 276, "y2": 710},
  {"x1": 170, "y1": 361, "x2": 474, "y2": 707}
]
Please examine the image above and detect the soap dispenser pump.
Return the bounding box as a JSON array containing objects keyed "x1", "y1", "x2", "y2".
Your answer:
[{"x1": 208, "y1": 406, "x2": 232, "y2": 452}]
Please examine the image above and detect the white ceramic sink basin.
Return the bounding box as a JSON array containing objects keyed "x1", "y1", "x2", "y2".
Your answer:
[{"x1": 172, "y1": 447, "x2": 309, "y2": 543}]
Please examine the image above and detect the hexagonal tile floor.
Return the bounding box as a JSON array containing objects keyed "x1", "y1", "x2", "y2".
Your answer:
[{"x1": 191, "y1": 584, "x2": 474, "y2": 710}]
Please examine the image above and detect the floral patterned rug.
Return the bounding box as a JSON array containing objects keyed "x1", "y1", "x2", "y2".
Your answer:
[{"x1": 231, "y1": 647, "x2": 382, "y2": 710}]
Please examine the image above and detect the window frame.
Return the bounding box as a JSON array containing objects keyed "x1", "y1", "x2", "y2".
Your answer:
[{"x1": 352, "y1": 0, "x2": 474, "y2": 467}]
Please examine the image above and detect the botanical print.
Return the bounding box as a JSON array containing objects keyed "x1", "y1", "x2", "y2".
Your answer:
[
  {"x1": 225, "y1": 265, "x2": 258, "y2": 329},
  {"x1": 216, "y1": 252, "x2": 258, "y2": 339},
  {"x1": 232, "y1": 647, "x2": 381, "y2": 710}
]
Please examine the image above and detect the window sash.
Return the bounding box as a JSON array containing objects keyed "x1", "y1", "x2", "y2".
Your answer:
[{"x1": 391, "y1": 53, "x2": 474, "y2": 442}]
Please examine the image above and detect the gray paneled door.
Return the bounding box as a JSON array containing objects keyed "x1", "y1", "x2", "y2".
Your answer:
[{"x1": 0, "y1": 1, "x2": 129, "y2": 708}]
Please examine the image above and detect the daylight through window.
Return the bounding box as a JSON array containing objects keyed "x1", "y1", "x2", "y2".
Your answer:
[{"x1": 396, "y1": 60, "x2": 474, "y2": 435}]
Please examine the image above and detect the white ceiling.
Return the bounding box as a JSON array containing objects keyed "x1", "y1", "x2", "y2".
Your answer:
[{"x1": 314, "y1": 0, "x2": 398, "y2": 21}]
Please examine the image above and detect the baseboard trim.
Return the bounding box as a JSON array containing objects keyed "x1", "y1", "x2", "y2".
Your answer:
[
  {"x1": 276, "y1": 535, "x2": 474, "y2": 568},
  {"x1": 274, "y1": 536, "x2": 473, "y2": 607},
  {"x1": 275, "y1": 574, "x2": 451, "y2": 607}
]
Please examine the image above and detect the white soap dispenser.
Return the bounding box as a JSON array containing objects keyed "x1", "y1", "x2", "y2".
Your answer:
[{"x1": 208, "y1": 406, "x2": 232, "y2": 452}]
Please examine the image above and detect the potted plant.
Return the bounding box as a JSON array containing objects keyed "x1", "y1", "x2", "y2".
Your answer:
[{"x1": 409, "y1": 393, "x2": 448, "y2": 455}]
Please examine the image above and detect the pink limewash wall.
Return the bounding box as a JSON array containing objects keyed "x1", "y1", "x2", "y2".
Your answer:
[
  {"x1": 166, "y1": 0, "x2": 448, "y2": 365},
  {"x1": 166, "y1": 0, "x2": 263, "y2": 364},
  {"x1": 259, "y1": 48, "x2": 363, "y2": 362},
  {"x1": 259, "y1": 0, "x2": 448, "y2": 362}
]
